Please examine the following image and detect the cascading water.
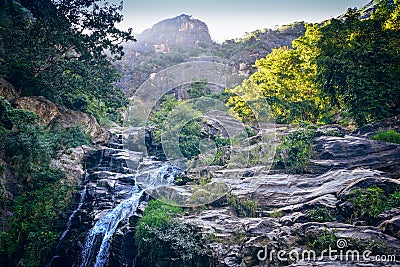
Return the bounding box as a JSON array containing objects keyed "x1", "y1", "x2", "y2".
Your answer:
[
  {"x1": 59, "y1": 171, "x2": 89, "y2": 243},
  {"x1": 46, "y1": 129, "x2": 181, "y2": 267},
  {"x1": 79, "y1": 164, "x2": 179, "y2": 267},
  {"x1": 80, "y1": 186, "x2": 143, "y2": 267},
  {"x1": 46, "y1": 172, "x2": 89, "y2": 267},
  {"x1": 77, "y1": 132, "x2": 180, "y2": 267}
]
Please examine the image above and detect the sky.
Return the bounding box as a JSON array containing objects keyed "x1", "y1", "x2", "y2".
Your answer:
[{"x1": 117, "y1": 0, "x2": 371, "y2": 43}]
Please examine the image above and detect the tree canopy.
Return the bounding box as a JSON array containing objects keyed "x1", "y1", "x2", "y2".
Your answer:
[
  {"x1": 0, "y1": 0, "x2": 135, "y2": 122},
  {"x1": 228, "y1": 0, "x2": 400, "y2": 126}
]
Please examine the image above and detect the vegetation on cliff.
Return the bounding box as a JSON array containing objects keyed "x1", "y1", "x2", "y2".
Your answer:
[
  {"x1": 0, "y1": 0, "x2": 135, "y2": 123},
  {"x1": 228, "y1": 0, "x2": 400, "y2": 127},
  {"x1": 0, "y1": 98, "x2": 92, "y2": 266},
  {"x1": 0, "y1": 0, "x2": 134, "y2": 265}
]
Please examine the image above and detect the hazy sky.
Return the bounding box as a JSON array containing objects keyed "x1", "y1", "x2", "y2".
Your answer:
[{"x1": 117, "y1": 0, "x2": 371, "y2": 43}]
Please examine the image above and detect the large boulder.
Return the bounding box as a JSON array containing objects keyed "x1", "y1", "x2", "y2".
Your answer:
[
  {"x1": 0, "y1": 78, "x2": 20, "y2": 101},
  {"x1": 51, "y1": 107, "x2": 110, "y2": 143},
  {"x1": 311, "y1": 135, "x2": 400, "y2": 174},
  {"x1": 13, "y1": 96, "x2": 61, "y2": 124},
  {"x1": 12, "y1": 96, "x2": 110, "y2": 143}
]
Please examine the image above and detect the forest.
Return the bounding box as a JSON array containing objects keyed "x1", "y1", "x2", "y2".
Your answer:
[{"x1": 1, "y1": 0, "x2": 400, "y2": 266}]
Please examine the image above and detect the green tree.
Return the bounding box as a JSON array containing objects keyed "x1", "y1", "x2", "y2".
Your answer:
[
  {"x1": 0, "y1": 0, "x2": 135, "y2": 121},
  {"x1": 227, "y1": 40, "x2": 324, "y2": 124},
  {"x1": 188, "y1": 79, "x2": 211, "y2": 98},
  {"x1": 315, "y1": 3, "x2": 400, "y2": 126}
]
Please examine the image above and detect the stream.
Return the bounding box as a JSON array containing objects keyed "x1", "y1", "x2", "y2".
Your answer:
[{"x1": 46, "y1": 128, "x2": 180, "y2": 267}]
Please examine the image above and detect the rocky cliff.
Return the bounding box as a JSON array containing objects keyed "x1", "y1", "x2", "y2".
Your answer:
[
  {"x1": 115, "y1": 16, "x2": 305, "y2": 96},
  {"x1": 135, "y1": 14, "x2": 215, "y2": 52}
]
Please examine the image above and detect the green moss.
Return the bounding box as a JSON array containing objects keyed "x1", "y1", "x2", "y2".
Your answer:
[{"x1": 371, "y1": 130, "x2": 400, "y2": 144}]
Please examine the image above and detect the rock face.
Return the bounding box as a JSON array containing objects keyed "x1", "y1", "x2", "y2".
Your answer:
[
  {"x1": 311, "y1": 135, "x2": 400, "y2": 175},
  {"x1": 9, "y1": 95, "x2": 109, "y2": 143},
  {"x1": 50, "y1": 107, "x2": 110, "y2": 143},
  {"x1": 13, "y1": 96, "x2": 61, "y2": 124},
  {"x1": 136, "y1": 14, "x2": 214, "y2": 52},
  {"x1": 0, "y1": 78, "x2": 20, "y2": 101},
  {"x1": 44, "y1": 120, "x2": 400, "y2": 267},
  {"x1": 353, "y1": 115, "x2": 400, "y2": 138}
]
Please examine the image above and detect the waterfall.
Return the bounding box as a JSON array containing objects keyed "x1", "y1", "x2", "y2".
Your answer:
[
  {"x1": 80, "y1": 186, "x2": 143, "y2": 267},
  {"x1": 45, "y1": 171, "x2": 89, "y2": 267},
  {"x1": 59, "y1": 171, "x2": 89, "y2": 242},
  {"x1": 80, "y1": 164, "x2": 180, "y2": 267}
]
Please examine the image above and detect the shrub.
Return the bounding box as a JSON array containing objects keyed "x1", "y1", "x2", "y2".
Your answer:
[
  {"x1": 0, "y1": 98, "x2": 90, "y2": 266},
  {"x1": 226, "y1": 193, "x2": 258, "y2": 218},
  {"x1": 270, "y1": 208, "x2": 283, "y2": 219},
  {"x1": 274, "y1": 128, "x2": 315, "y2": 173},
  {"x1": 386, "y1": 191, "x2": 400, "y2": 210},
  {"x1": 188, "y1": 80, "x2": 211, "y2": 98},
  {"x1": 371, "y1": 130, "x2": 400, "y2": 144},
  {"x1": 348, "y1": 186, "x2": 386, "y2": 222},
  {"x1": 305, "y1": 229, "x2": 391, "y2": 256},
  {"x1": 349, "y1": 186, "x2": 386, "y2": 220},
  {"x1": 308, "y1": 207, "x2": 335, "y2": 222},
  {"x1": 151, "y1": 96, "x2": 232, "y2": 162},
  {"x1": 135, "y1": 200, "x2": 207, "y2": 264},
  {"x1": 305, "y1": 229, "x2": 338, "y2": 251},
  {"x1": 347, "y1": 187, "x2": 400, "y2": 223}
]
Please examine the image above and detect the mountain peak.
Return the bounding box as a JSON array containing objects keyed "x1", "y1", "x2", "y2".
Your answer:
[{"x1": 136, "y1": 14, "x2": 214, "y2": 52}]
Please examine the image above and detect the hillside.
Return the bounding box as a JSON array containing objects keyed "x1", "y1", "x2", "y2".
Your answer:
[
  {"x1": 1, "y1": 1, "x2": 400, "y2": 267},
  {"x1": 115, "y1": 15, "x2": 305, "y2": 96}
]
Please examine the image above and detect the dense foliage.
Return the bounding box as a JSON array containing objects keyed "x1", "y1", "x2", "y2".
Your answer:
[
  {"x1": 347, "y1": 186, "x2": 400, "y2": 223},
  {"x1": 228, "y1": 0, "x2": 400, "y2": 126},
  {"x1": 0, "y1": 0, "x2": 135, "y2": 122},
  {"x1": 150, "y1": 95, "x2": 231, "y2": 161},
  {"x1": 135, "y1": 200, "x2": 208, "y2": 264},
  {"x1": 0, "y1": 98, "x2": 91, "y2": 267}
]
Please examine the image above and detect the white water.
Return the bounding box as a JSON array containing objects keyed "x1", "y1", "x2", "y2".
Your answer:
[
  {"x1": 80, "y1": 164, "x2": 179, "y2": 267},
  {"x1": 59, "y1": 172, "x2": 89, "y2": 242},
  {"x1": 46, "y1": 172, "x2": 89, "y2": 267}
]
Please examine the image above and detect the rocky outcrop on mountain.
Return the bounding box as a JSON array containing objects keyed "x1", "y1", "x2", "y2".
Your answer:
[
  {"x1": 0, "y1": 78, "x2": 20, "y2": 101},
  {"x1": 136, "y1": 14, "x2": 215, "y2": 51},
  {"x1": 50, "y1": 107, "x2": 110, "y2": 143},
  {"x1": 7, "y1": 94, "x2": 110, "y2": 143},
  {"x1": 219, "y1": 22, "x2": 306, "y2": 75},
  {"x1": 115, "y1": 17, "x2": 305, "y2": 96},
  {"x1": 13, "y1": 96, "x2": 61, "y2": 124}
]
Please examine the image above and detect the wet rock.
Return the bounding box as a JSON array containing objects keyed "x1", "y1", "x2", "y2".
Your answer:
[
  {"x1": 227, "y1": 169, "x2": 380, "y2": 211},
  {"x1": 109, "y1": 225, "x2": 137, "y2": 267},
  {"x1": 13, "y1": 96, "x2": 61, "y2": 124},
  {"x1": 379, "y1": 215, "x2": 400, "y2": 240}
]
